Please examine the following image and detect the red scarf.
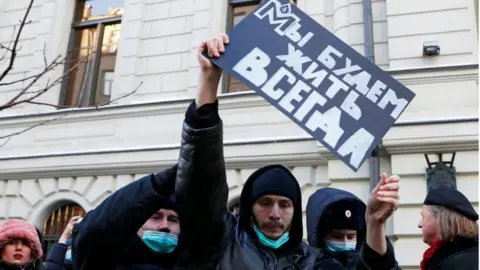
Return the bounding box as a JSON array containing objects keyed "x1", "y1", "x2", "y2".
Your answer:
[{"x1": 420, "y1": 238, "x2": 444, "y2": 270}]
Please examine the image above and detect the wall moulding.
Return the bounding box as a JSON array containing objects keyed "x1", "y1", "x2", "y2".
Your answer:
[
  {"x1": 383, "y1": 119, "x2": 478, "y2": 154},
  {"x1": 0, "y1": 91, "x2": 265, "y2": 127},
  {"x1": 0, "y1": 136, "x2": 325, "y2": 180},
  {"x1": 0, "y1": 64, "x2": 477, "y2": 126},
  {"x1": 384, "y1": 137, "x2": 478, "y2": 155},
  {"x1": 1, "y1": 117, "x2": 477, "y2": 179},
  {"x1": 317, "y1": 118, "x2": 478, "y2": 158}
]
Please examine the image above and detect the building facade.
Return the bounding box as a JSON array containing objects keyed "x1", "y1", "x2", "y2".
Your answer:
[{"x1": 0, "y1": 0, "x2": 478, "y2": 268}]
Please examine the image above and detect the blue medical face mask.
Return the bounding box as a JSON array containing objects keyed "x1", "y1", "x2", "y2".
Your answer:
[
  {"x1": 64, "y1": 249, "x2": 72, "y2": 262},
  {"x1": 325, "y1": 240, "x2": 356, "y2": 252},
  {"x1": 253, "y1": 225, "x2": 289, "y2": 249},
  {"x1": 141, "y1": 230, "x2": 178, "y2": 253}
]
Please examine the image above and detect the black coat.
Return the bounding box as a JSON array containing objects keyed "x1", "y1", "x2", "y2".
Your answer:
[
  {"x1": 0, "y1": 261, "x2": 41, "y2": 270},
  {"x1": 306, "y1": 187, "x2": 401, "y2": 270},
  {"x1": 173, "y1": 100, "x2": 319, "y2": 270},
  {"x1": 72, "y1": 166, "x2": 179, "y2": 270},
  {"x1": 44, "y1": 243, "x2": 72, "y2": 270},
  {"x1": 424, "y1": 237, "x2": 478, "y2": 270}
]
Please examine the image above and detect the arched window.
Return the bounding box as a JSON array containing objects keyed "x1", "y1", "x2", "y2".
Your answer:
[
  {"x1": 42, "y1": 203, "x2": 86, "y2": 254},
  {"x1": 224, "y1": 0, "x2": 297, "y2": 93}
]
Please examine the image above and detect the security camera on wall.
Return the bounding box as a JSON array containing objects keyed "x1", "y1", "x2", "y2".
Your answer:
[{"x1": 423, "y1": 41, "x2": 440, "y2": 56}]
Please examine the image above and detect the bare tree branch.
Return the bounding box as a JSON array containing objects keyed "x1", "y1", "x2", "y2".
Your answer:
[
  {"x1": 94, "y1": 81, "x2": 142, "y2": 108},
  {"x1": 0, "y1": 0, "x2": 34, "y2": 82},
  {"x1": 0, "y1": 81, "x2": 142, "y2": 146},
  {"x1": 0, "y1": 25, "x2": 17, "y2": 62},
  {"x1": 0, "y1": 137, "x2": 12, "y2": 148},
  {"x1": 0, "y1": 53, "x2": 87, "y2": 111},
  {"x1": 0, "y1": 0, "x2": 143, "y2": 148},
  {"x1": 26, "y1": 101, "x2": 73, "y2": 109},
  {"x1": 0, "y1": 52, "x2": 80, "y2": 88},
  {"x1": 0, "y1": 114, "x2": 68, "y2": 141}
]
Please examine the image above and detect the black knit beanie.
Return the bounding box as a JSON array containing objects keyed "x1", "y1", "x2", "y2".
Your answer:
[
  {"x1": 165, "y1": 194, "x2": 177, "y2": 212},
  {"x1": 250, "y1": 168, "x2": 298, "y2": 204}
]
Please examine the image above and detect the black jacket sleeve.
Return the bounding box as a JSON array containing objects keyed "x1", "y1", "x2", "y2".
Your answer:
[
  {"x1": 175, "y1": 100, "x2": 229, "y2": 262},
  {"x1": 44, "y1": 243, "x2": 67, "y2": 270},
  {"x1": 356, "y1": 238, "x2": 402, "y2": 270},
  {"x1": 72, "y1": 165, "x2": 178, "y2": 269}
]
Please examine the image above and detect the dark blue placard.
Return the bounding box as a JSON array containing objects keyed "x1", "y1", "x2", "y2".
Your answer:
[{"x1": 206, "y1": 0, "x2": 416, "y2": 171}]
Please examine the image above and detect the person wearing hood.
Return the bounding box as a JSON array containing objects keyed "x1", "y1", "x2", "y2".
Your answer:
[
  {"x1": 72, "y1": 165, "x2": 180, "y2": 269},
  {"x1": 173, "y1": 33, "x2": 318, "y2": 269},
  {"x1": 306, "y1": 187, "x2": 367, "y2": 268},
  {"x1": 45, "y1": 238, "x2": 72, "y2": 270},
  {"x1": 306, "y1": 176, "x2": 401, "y2": 270},
  {"x1": 0, "y1": 219, "x2": 44, "y2": 270},
  {"x1": 45, "y1": 216, "x2": 81, "y2": 270}
]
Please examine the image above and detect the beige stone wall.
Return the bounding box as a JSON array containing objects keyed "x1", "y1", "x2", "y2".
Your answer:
[
  {"x1": 390, "y1": 151, "x2": 478, "y2": 268},
  {"x1": 0, "y1": 1, "x2": 478, "y2": 269},
  {"x1": 2, "y1": 148, "x2": 477, "y2": 269}
]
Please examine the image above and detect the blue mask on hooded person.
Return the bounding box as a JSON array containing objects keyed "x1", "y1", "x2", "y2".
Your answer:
[
  {"x1": 325, "y1": 240, "x2": 356, "y2": 252},
  {"x1": 253, "y1": 224, "x2": 289, "y2": 249},
  {"x1": 141, "y1": 230, "x2": 178, "y2": 253},
  {"x1": 64, "y1": 238, "x2": 73, "y2": 263},
  {"x1": 64, "y1": 249, "x2": 72, "y2": 262}
]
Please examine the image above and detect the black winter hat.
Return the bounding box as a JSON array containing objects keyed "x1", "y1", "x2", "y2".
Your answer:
[
  {"x1": 424, "y1": 186, "x2": 478, "y2": 221},
  {"x1": 238, "y1": 165, "x2": 304, "y2": 248},
  {"x1": 250, "y1": 168, "x2": 299, "y2": 205},
  {"x1": 320, "y1": 200, "x2": 365, "y2": 232},
  {"x1": 165, "y1": 194, "x2": 177, "y2": 212}
]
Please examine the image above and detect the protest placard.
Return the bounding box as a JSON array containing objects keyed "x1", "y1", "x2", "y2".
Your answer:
[{"x1": 206, "y1": 0, "x2": 416, "y2": 171}]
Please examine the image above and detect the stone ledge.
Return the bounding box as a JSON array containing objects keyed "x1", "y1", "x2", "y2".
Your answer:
[
  {"x1": 385, "y1": 136, "x2": 478, "y2": 154},
  {"x1": 0, "y1": 136, "x2": 323, "y2": 179},
  {"x1": 0, "y1": 91, "x2": 263, "y2": 126},
  {"x1": 0, "y1": 64, "x2": 477, "y2": 124},
  {"x1": 318, "y1": 118, "x2": 478, "y2": 158}
]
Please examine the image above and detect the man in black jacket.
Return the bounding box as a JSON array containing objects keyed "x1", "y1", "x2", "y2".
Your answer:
[
  {"x1": 173, "y1": 33, "x2": 318, "y2": 269},
  {"x1": 307, "y1": 187, "x2": 368, "y2": 269},
  {"x1": 306, "y1": 175, "x2": 402, "y2": 270},
  {"x1": 72, "y1": 165, "x2": 180, "y2": 270}
]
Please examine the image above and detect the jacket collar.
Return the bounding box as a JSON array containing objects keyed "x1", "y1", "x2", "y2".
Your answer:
[
  {"x1": 0, "y1": 260, "x2": 35, "y2": 270},
  {"x1": 423, "y1": 237, "x2": 478, "y2": 269}
]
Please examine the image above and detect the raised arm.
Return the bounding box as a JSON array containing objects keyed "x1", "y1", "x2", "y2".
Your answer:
[
  {"x1": 356, "y1": 173, "x2": 401, "y2": 270},
  {"x1": 174, "y1": 34, "x2": 230, "y2": 257},
  {"x1": 44, "y1": 243, "x2": 68, "y2": 270},
  {"x1": 357, "y1": 236, "x2": 401, "y2": 270},
  {"x1": 45, "y1": 216, "x2": 79, "y2": 270},
  {"x1": 72, "y1": 165, "x2": 177, "y2": 267}
]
